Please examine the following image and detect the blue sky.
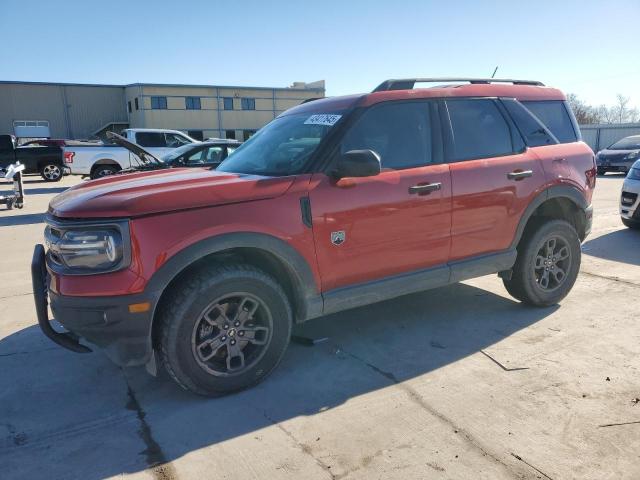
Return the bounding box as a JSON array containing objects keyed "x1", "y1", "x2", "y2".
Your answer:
[{"x1": 2, "y1": 0, "x2": 638, "y2": 108}]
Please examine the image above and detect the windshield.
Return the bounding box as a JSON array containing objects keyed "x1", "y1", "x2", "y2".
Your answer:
[
  {"x1": 217, "y1": 112, "x2": 343, "y2": 176},
  {"x1": 609, "y1": 136, "x2": 640, "y2": 150},
  {"x1": 161, "y1": 143, "x2": 196, "y2": 162}
]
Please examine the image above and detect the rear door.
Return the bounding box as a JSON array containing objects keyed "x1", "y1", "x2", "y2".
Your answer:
[
  {"x1": 444, "y1": 98, "x2": 544, "y2": 261},
  {"x1": 308, "y1": 100, "x2": 452, "y2": 292}
]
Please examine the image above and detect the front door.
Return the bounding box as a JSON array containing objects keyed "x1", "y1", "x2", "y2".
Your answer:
[{"x1": 309, "y1": 100, "x2": 452, "y2": 292}]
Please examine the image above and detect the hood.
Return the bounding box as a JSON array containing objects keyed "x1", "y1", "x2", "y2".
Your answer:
[
  {"x1": 49, "y1": 168, "x2": 295, "y2": 218},
  {"x1": 598, "y1": 149, "x2": 640, "y2": 160}
]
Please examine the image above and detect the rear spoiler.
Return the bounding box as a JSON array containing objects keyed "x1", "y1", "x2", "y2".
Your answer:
[{"x1": 105, "y1": 131, "x2": 162, "y2": 164}]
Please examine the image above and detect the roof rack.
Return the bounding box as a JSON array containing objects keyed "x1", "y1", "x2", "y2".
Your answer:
[{"x1": 372, "y1": 78, "x2": 544, "y2": 92}]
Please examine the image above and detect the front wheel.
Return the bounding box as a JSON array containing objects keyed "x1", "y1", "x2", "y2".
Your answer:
[
  {"x1": 622, "y1": 217, "x2": 640, "y2": 229},
  {"x1": 90, "y1": 164, "x2": 119, "y2": 179},
  {"x1": 40, "y1": 164, "x2": 63, "y2": 182},
  {"x1": 158, "y1": 264, "x2": 292, "y2": 396},
  {"x1": 503, "y1": 219, "x2": 581, "y2": 307}
]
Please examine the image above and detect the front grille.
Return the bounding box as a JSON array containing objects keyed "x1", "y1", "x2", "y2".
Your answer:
[{"x1": 621, "y1": 191, "x2": 638, "y2": 206}]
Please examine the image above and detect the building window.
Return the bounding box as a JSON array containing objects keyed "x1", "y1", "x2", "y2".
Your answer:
[
  {"x1": 241, "y1": 98, "x2": 256, "y2": 110},
  {"x1": 127, "y1": 101, "x2": 132, "y2": 113},
  {"x1": 135, "y1": 98, "x2": 139, "y2": 110},
  {"x1": 188, "y1": 130, "x2": 204, "y2": 141},
  {"x1": 151, "y1": 96, "x2": 167, "y2": 110},
  {"x1": 223, "y1": 97, "x2": 234, "y2": 110},
  {"x1": 225, "y1": 130, "x2": 236, "y2": 140},
  {"x1": 185, "y1": 96, "x2": 201, "y2": 110},
  {"x1": 243, "y1": 129, "x2": 256, "y2": 141}
]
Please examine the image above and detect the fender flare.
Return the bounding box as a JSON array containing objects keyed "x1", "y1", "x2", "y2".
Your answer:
[
  {"x1": 145, "y1": 232, "x2": 323, "y2": 322},
  {"x1": 510, "y1": 185, "x2": 588, "y2": 249}
]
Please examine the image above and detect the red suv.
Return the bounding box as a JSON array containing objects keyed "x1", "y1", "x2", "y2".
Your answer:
[{"x1": 32, "y1": 78, "x2": 596, "y2": 396}]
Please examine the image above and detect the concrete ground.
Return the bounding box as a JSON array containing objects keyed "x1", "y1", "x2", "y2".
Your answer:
[{"x1": 0, "y1": 173, "x2": 639, "y2": 480}]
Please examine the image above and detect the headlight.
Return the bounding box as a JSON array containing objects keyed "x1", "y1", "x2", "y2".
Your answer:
[
  {"x1": 44, "y1": 218, "x2": 130, "y2": 274},
  {"x1": 627, "y1": 168, "x2": 640, "y2": 181},
  {"x1": 625, "y1": 151, "x2": 640, "y2": 160}
]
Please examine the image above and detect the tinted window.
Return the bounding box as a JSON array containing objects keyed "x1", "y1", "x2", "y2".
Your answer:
[
  {"x1": 136, "y1": 132, "x2": 166, "y2": 147},
  {"x1": 127, "y1": 101, "x2": 132, "y2": 113},
  {"x1": 521, "y1": 101, "x2": 577, "y2": 143},
  {"x1": 609, "y1": 136, "x2": 640, "y2": 150},
  {"x1": 447, "y1": 99, "x2": 513, "y2": 160},
  {"x1": 225, "y1": 129, "x2": 236, "y2": 139},
  {"x1": 185, "y1": 97, "x2": 201, "y2": 110},
  {"x1": 341, "y1": 101, "x2": 432, "y2": 169},
  {"x1": 134, "y1": 98, "x2": 139, "y2": 110},
  {"x1": 502, "y1": 99, "x2": 557, "y2": 147},
  {"x1": 187, "y1": 130, "x2": 204, "y2": 141},
  {"x1": 223, "y1": 97, "x2": 234, "y2": 110},
  {"x1": 151, "y1": 96, "x2": 167, "y2": 110},
  {"x1": 165, "y1": 133, "x2": 190, "y2": 148},
  {"x1": 241, "y1": 98, "x2": 256, "y2": 110}
]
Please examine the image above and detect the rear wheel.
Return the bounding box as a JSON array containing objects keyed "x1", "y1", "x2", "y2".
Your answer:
[
  {"x1": 158, "y1": 264, "x2": 292, "y2": 396},
  {"x1": 503, "y1": 219, "x2": 581, "y2": 307},
  {"x1": 90, "y1": 164, "x2": 119, "y2": 179},
  {"x1": 40, "y1": 164, "x2": 63, "y2": 182},
  {"x1": 622, "y1": 217, "x2": 640, "y2": 229}
]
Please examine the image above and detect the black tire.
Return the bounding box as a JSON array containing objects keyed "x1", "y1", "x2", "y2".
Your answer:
[
  {"x1": 622, "y1": 217, "x2": 640, "y2": 229},
  {"x1": 40, "y1": 164, "x2": 63, "y2": 182},
  {"x1": 158, "y1": 264, "x2": 292, "y2": 396},
  {"x1": 503, "y1": 219, "x2": 581, "y2": 307},
  {"x1": 90, "y1": 164, "x2": 119, "y2": 179}
]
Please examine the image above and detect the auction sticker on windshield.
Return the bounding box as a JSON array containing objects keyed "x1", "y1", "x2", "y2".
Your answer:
[{"x1": 304, "y1": 114, "x2": 342, "y2": 126}]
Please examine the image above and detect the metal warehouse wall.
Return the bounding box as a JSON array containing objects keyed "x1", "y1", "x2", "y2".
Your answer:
[
  {"x1": 580, "y1": 123, "x2": 640, "y2": 152},
  {"x1": 0, "y1": 82, "x2": 127, "y2": 139}
]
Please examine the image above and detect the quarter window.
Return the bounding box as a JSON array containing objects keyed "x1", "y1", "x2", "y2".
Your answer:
[
  {"x1": 185, "y1": 97, "x2": 201, "y2": 110},
  {"x1": 502, "y1": 99, "x2": 557, "y2": 147},
  {"x1": 151, "y1": 96, "x2": 167, "y2": 110},
  {"x1": 241, "y1": 98, "x2": 256, "y2": 110},
  {"x1": 446, "y1": 99, "x2": 513, "y2": 160},
  {"x1": 521, "y1": 101, "x2": 578, "y2": 144},
  {"x1": 341, "y1": 101, "x2": 433, "y2": 170}
]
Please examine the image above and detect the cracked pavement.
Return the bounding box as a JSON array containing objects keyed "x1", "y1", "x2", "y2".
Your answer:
[{"x1": 1, "y1": 175, "x2": 639, "y2": 479}]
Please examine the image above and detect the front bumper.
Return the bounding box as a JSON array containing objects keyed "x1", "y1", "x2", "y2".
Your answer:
[
  {"x1": 31, "y1": 244, "x2": 157, "y2": 366},
  {"x1": 620, "y1": 179, "x2": 640, "y2": 221}
]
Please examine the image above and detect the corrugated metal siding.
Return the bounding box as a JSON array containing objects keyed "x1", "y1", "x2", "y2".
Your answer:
[
  {"x1": 0, "y1": 83, "x2": 127, "y2": 139},
  {"x1": 579, "y1": 123, "x2": 640, "y2": 152}
]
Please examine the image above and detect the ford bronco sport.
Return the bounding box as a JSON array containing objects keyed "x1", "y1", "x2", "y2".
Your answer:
[{"x1": 32, "y1": 78, "x2": 596, "y2": 396}]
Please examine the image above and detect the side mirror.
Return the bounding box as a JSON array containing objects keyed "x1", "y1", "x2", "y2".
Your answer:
[{"x1": 333, "y1": 149, "x2": 381, "y2": 179}]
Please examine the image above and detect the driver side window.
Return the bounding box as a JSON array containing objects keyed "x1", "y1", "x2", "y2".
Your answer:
[
  {"x1": 341, "y1": 101, "x2": 433, "y2": 170},
  {"x1": 165, "y1": 133, "x2": 190, "y2": 148}
]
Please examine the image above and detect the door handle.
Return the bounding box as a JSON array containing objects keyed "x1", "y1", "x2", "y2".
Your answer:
[
  {"x1": 506, "y1": 170, "x2": 533, "y2": 181},
  {"x1": 408, "y1": 182, "x2": 442, "y2": 195}
]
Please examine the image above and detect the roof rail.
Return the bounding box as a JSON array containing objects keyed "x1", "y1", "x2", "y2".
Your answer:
[{"x1": 372, "y1": 78, "x2": 545, "y2": 92}]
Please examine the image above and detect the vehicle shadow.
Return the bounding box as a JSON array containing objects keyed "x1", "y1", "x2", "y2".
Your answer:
[
  {"x1": 582, "y1": 228, "x2": 640, "y2": 266},
  {"x1": 0, "y1": 213, "x2": 44, "y2": 227},
  {"x1": 23, "y1": 187, "x2": 68, "y2": 195},
  {"x1": 0, "y1": 281, "x2": 558, "y2": 479}
]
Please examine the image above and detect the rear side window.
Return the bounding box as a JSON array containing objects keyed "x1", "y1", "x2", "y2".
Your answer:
[
  {"x1": 446, "y1": 99, "x2": 513, "y2": 161},
  {"x1": 521, "y1": 101, "x2": 577, "y2": 144},
  {"x1": 502, "y1": 99, "x2": 557, "y2": 147},
  {"x1": 136, "y1": 132, "x2": 166, "y2": 147},
  {"x1": 341, "y1": 101, "x2": 433, "y2": 170}
]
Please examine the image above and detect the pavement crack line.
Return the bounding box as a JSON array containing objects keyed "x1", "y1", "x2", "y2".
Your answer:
[
  {"x1": 581, "y1": 271, "x2": 640, "y2": 289},
  {"x1": 480, "y1": 350, "x2": 530, "y2": 371},
  {"x1": 261, "y1": 409, "x2": 338, "y2": 480},
  {"x1": 0, "y1": 291, "x2": 33, "y2": 300},
  {"x1": 338, "y1": 347, "x2": 536, "y2": 480},
  {"x1": 511, "y1": 453, "x2": 554, "y2": 480},
  {"x1": 598, "y1": 420, "x2": 640, "y2": 428},
  {"x1": 122, "y1": 371, "x2": 179, "y2": 480}
]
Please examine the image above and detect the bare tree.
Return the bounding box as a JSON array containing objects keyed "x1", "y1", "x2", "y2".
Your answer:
[
  {"x1": 566, "y1": 93, "x2": 639, "y2": 124},
  {"x1": 566, "y1": 94, "x2": 601, "y2": 124}
]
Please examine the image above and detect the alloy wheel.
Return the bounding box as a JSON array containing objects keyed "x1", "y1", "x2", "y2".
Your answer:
[
  {"x1": 43, "y1": 165, "x2": 61, "y2": 180},
  {"x1": 534, "y1": 235, "x2": 572, "y2": 291},
  {"x1": 191, "y1": 293, "x2": 272, "y2": 377}
]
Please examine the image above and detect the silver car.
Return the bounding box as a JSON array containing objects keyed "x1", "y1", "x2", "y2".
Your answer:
[{"x1": 620, "y1": 159, "x2": 640, "y2": 229}]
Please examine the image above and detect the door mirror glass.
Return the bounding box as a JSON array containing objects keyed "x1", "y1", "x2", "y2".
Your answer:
[{"x1": 333, "y1": 149, "x2": 381, "y2": 178}]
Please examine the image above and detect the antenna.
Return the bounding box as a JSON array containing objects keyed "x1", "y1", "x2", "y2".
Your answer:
[{"x1": 491, "y1": 66, "x2": 499, "y2": 78}]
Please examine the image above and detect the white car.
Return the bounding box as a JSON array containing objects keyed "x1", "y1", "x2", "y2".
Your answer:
[
  {"x1": 620, "y1": 159, "x2": 640, "y2": 229},
  {"x1": 62, "y1": 128, "x2": 197, "y2": 179}
]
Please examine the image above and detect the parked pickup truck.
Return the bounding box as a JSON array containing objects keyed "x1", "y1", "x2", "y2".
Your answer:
[
  {"x1": 0, "y1": 134, "x2": 66, "y2": 181},
  {"x1": 33, "y1": 77, "x2": 596, "y2": 396},
  {"x1": 62, "y1": 128, "x2": 197, "y2": 179}
]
